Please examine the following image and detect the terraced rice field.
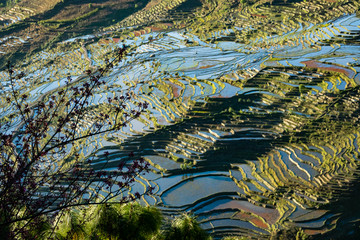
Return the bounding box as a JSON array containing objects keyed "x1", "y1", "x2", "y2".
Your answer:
[{"x1": 1, "y1": 0, "x2": 360, "y2": 238}]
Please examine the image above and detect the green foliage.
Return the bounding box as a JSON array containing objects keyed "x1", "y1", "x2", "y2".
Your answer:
[
  {"x1": 55, "y1": 210, "x2": 87, "y2": 240},
  {"x1": 298, "y1": 84, "x2": 306, "y2": 94},
  {"x1": 180, "y1": 159, "x2": 194, "y2": 170},
  {"x1": 119, "y1": 203, "x2": 162, "y2": 239},
  {"x1": 89, "y1": 204, "x2": 123, "y2": 239},
  {"x1": 6, "y1": 0, "x2": 19, "y2": 7},
  {"x1": 11, "y1": 213, "x2": 52, "y2": 240},
  {"x1": 84, "y1": 203, "x2": 162, "y2": 240},
  {"x1": 164, "y1": 214, "x2": 211, "y2": 240},
  {"x1": 0, "y1": 211, "x2": 10, "y2": 239},
  {"x1": 270, "y1": 226, "x2": 309, "y2": 240},
  {"x1": 50, "y1": 204, "x2": 212, "y2": 240},
  {"x1": 222, "y1": 237, "x2": 248, "y2": 240}
]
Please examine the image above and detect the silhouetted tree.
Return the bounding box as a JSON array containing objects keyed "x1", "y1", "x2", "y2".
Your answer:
[{"x1": 0, "y1": 46, "x2": 151, "y2": 239}]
